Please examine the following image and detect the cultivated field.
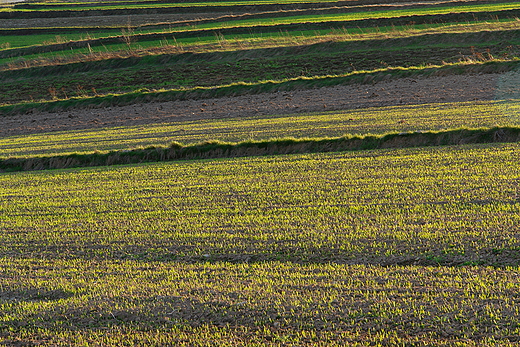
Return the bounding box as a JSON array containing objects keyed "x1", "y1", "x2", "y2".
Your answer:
[
  {"x1": 0, "y1": 0, "x2": 519, "y2": 345},
  {"x1": 1, "y1": 144, "x2": 520, "y2": 345}
]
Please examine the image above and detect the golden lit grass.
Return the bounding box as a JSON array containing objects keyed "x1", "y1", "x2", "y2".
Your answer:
[{"x1": 0, "y1": 143, "x2": 519, "y2": 345}]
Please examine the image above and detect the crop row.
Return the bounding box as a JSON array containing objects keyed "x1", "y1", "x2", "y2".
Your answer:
[
  {"x1": 2, "y1": 4, "x2": 519, "y2": 52},
  {"x1": 3, "y1": 0, "x2": 509, "y2": 15},
  {"x1": 3, "y1": 58, "x2": 520, "y2": 117},
  {"x1": 0, "y1": 100, "x2": 517, "y2": 158},
  {"x1": 2, "y1": 29, "x2": 520, "y2": 104}
]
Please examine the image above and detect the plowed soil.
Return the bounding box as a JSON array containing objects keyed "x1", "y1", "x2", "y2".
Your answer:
[{"x1": 2, "y1": 73, "x2": 512, "y2": 138}]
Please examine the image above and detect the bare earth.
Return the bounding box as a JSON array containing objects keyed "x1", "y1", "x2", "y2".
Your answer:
[{"x1": 2, "y1": 73, "x2": 506, "y2": 138}]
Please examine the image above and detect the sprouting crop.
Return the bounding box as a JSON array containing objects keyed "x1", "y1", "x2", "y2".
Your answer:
[{"x1": 0, "y1": 143, "x2": 519, "y2": 345}]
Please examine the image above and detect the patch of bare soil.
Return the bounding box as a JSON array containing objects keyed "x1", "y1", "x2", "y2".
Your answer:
[{"x1": 2, "y1": 73, "x2": 504, "y2": 138}]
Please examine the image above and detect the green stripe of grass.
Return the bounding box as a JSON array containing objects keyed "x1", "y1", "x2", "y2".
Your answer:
[{"x1": 11, "y1": 0, "x2": 342, "y2": 10}]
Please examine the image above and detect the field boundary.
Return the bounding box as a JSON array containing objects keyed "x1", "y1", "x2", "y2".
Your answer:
[{"x1": 1, "y1": 127, "x2": 519, "y2": 172}]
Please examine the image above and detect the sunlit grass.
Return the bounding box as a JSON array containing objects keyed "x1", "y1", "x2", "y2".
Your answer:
[
  {"x1": 1, "y1": 143, "x2": 518, "y2": 264},
  {"x1": 1, "y1": 142, "x2": 519, "y2": 345},
  {"x1": 3, "y1": 0, "x2": 341, "y2": 10},
  {"x1": 1, "y1": 9, "x2": 518, "y2": 52},
  {"x1": 191, "y1": 2, "x2": 520, "y2": 29},
  {"x1": 4, "y1": 1, "x2": 519, "y2": 15}
]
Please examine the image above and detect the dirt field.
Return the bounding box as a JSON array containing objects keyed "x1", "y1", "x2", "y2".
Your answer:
[{"x1": 2, "y1": 73, "x2": 509, "y2": 137}]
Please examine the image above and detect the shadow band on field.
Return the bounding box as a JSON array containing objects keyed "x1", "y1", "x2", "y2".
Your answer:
[{"x1": 4, "y1": 239, "x2": 520, "y2": 267}]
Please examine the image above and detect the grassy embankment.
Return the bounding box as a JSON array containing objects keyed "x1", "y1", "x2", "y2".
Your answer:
[{"x1": 0, "y1": 100, "x2": 516, "y2": 158}]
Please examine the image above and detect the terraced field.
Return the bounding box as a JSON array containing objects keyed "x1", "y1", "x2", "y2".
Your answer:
[
  {"x1": 0, "y1": 0, "x2": 520, "y2": 345},
  {"x1": 1, "y1": 0, "x2": 520, "y2": 110}
]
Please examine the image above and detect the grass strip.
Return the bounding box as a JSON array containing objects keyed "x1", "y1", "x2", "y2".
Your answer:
[
  {"x1": 1, "y1": 126, "x2": 519, "y2": 172},
  {"x1": 6, "y1": 0, "x2": 350, "y2": 12},
  {"x1": 1, "y1": 0, "x2": 513, "y2": 36},
  {"x1": 3, "y1": 27, "x2": 519, "y2": 75},
  {"x1": 1, "y1": 60, "x2": 518, "y2": 115},
  {"x1": 2, "y1": 260, "x2": 520, "y2": 345}
]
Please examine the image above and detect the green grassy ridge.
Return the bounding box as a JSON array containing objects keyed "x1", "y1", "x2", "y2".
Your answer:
[
  {"x1": 7, "y1": 0, "x2": 519, "y2": 15},
  {"x1": 9, "y1": 0, "x2": 505, "y2": 14},
  {"x1": 2, "y1": 8, "x2": 519, "y2": 59},
  {"x1": 2, "y1": 45, "x2": 518, "y2": 105},
  {"x1": 2, "y1": 127, "x2": 519, "y2": 172},
  {"x1": 2, "y1": 27, "x2": 518, "y2": 79},
  {"x1": 125, "y1": 6, "x2": 520, "y2": 36},
  {"x1": 0, "y1": 26, "x2": 120, "y2": 36},
  {"x1": 16, "y1": 0, "x2": 438, "y2": 5},
  {"x1": 22, "y1": 0, "x2": 338, "y2": 6},
  {"x1": 2, "y1": 32, "x2": 517, "y2": 95},
  {"x1": 0, "y1": 0, "x2": 512, "y2": 36},
  {"x1": 0, "y1": 2, "x2": 470, "y2": 36},
  {"x1": 1, "y1": 30, "x2": 517, "y2": 101},
  {"x1": 2, "y1": 60, "x2": 518, "y2": 114}
]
